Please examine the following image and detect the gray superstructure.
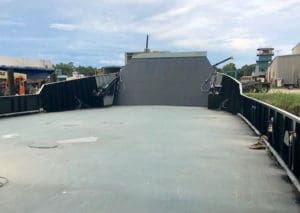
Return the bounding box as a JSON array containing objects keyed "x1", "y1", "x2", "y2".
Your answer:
[{"x1": 117, "y1": 51, "x2": 214, "y2": 106}]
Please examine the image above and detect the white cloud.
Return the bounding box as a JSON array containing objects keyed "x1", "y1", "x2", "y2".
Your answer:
[
  {"x1": 52, "y1": 0, "x2": 298, "y2": 56},
  {"x1": 98, "y1": 59, "x2": 124, "y2": 66},
  {"x1": 150, "y1": 5, "x2": 194, "y2": 21},
  {"x1": 0, "y1": 0, "x2": 11, "y2": 4},
  {"x1": 172, "y1": 38, "x2": 211, "y2": 48},
  {"x1": 171, "y1": 36, "x2": 267, "y2": 52},
  {"x1": 226, "y1": 37, "x2": 266, "y2": 51},
  {"x1": 49, "y1": 23, "x2": 80, "y2": 31},
  {"x1": 247, "y1": 0, "x2": 300, "y2": 14},
  {"x1": 66, "y1": 40, "x2": 95, "y2": 50},
  {"x1": 49, "y1": 21, "x2": 121, "y2": 33},
  {"x1": 98, "y1": 53, "x2": 124, "y2": 66},
  {"x1": 1, "y1": 0, "x2": 300, "y2": 66},
  {"x1": 0, "y1": 20, "x2": 25, "y2": 26},
  {"x1": 274, "y1": 44, "x2": 295, "y2": 56}
]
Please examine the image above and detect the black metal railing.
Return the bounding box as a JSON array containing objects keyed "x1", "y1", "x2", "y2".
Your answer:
[
  {"x1": 0, "y1": 74, "x2": 119, "y2": 115},
  {"x1": 211, "y1": 73, "x2": 300, "y2": 181},
  {"x1": 0, "y1": 94, "x2": 41, "y2": 115}
]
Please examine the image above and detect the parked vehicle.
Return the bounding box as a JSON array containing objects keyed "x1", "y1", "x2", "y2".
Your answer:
[{"x1": 240, "y1": 75, "x2": 270, "y2": 93}]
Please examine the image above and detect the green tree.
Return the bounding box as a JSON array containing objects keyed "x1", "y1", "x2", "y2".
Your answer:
[
  {"x1": 214, "y1": 67, "x2": 222, "y2": 73},
  {"x1": 76, "y1": 66, "x2": 96, "y2": 76},
  {"x1": 222, "y1": 63, "x2": 237, "y2": 72},
  {"x1": 237, "y1": 64, "x2": 256, "y2": 79},
  {"x1": 54, "y1": 62, "x2": 97, "y2": 77},
  {"x1": 54, "y1": 62, "x2": 75, "y2": 76},
  {"x1": 221, "y1": 63, "x2": 237, "y2": 78}
]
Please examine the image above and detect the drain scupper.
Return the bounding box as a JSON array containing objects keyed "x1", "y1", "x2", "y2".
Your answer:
[{"x1": 28, "y1": 142, "x2": 58, "y2": 149}]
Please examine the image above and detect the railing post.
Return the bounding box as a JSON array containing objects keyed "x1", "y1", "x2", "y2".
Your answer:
[
  {"x1": 214, "y1": 73, "x2": 300, "y2": 183},
  {"x1": 294, "y1": 123, "x2": 300, "y2": 178}
]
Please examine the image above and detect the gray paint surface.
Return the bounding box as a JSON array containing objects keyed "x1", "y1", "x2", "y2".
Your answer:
[
  {"x1": 0, "y1": 106, "x2": 299, "y2": 213},
  {"x1": 117, "y1": 57, "x2": 214, "y2": 106}
]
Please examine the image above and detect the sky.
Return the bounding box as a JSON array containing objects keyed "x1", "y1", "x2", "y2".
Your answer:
[{"x1": 0, "y1": 0, "x2": 299, "y2": 68}]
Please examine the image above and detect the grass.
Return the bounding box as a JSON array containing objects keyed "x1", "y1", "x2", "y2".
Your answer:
[{"x1": 245, "y1": 92, "x2": 300, "y2": 117}]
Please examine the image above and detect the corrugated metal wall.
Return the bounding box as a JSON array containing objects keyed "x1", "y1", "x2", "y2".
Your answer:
[
  {"x1": 117, "y1": 56, "x2": 214, "y2": 106},
  {"x1": 39, "y1": 77, "x2": 99, "y2": 112},
  {"x1": 40, "y1": 75, "x2": 118, "y2": 112},
  {"x1": 0, "y1": 95, "x2": 41, "y2": 115}
]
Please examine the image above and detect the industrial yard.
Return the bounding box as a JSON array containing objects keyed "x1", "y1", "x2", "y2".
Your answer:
[
  {"x1": 1, "y1": 1, "x2": 300, "y2": 212},
  {"x1": 1, "y1": 42, "x2": 300, "y2": 213}
]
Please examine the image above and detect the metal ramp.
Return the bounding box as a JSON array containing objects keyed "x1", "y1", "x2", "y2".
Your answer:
[{"x1": 117, "y1": 53, "x2": 214, "y2": 106}]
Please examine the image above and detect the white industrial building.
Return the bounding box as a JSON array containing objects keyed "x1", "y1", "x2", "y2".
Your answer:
[
  {"x1": 0, "y1": 56, "x2": 53, "y2": 70},
  {"x1": 0, "y1": 56, "x2": 54, "y2": 83},
  {"x1": 266, "y1": 44, "x2": 300, "y2": 87}
]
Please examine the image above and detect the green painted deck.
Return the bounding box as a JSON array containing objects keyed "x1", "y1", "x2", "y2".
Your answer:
[{"x1": 0, "y1": 106, "x2": 299, "y2": 212}]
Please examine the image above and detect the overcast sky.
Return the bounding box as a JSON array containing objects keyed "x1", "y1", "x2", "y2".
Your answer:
[{"x1": 0, "y1": 0, "x2": 299, "y2": 67}]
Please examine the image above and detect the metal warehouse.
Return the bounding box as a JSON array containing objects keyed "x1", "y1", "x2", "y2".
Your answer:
[
  {"x1": 266, "y1": 54, "x2": 300, "y2": 87},
  {"x1": 0, "y1": 56, "x2": 54, "y2": 83}
]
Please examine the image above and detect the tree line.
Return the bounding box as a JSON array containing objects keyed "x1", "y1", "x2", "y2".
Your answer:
[
  {"x1": 54, "y1": 62, "x2": 97, "y2": 77},
  {"x1": 216, "y1": 63, "x2": 256, "y2": 80},
  {"x1": 54, "y1": 62, "x2": 256, "y2": 80}
]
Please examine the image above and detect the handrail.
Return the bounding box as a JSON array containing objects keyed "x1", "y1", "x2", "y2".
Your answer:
[
  {"x1": 213, "y1": 73, "x2": 300, "y2": 186},
  {"x1": 0, "y1": 74, "x2": 119, "y2": 115},
  {"x1": 219, "y1": 73, "x2": 300, "y2": 122}
]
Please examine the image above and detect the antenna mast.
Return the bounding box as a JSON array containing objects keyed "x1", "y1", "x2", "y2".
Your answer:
[{"x1": 144, "y1": 34, "x2": 150, "y2": 53}]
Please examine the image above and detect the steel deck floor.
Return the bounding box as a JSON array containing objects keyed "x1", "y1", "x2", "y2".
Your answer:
[{"x1": 0, "y1": 106, "x2": 299, "y2": 213}]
